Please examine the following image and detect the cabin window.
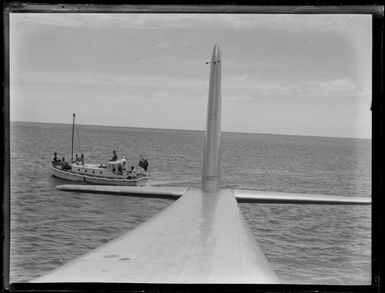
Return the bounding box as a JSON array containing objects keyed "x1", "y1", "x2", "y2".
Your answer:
[
  {"x1": 78, "y1": 169, "x2": 80, "y2": 171},
  {"x1": 92, "y1": 171, "x2": 95, "y2": 174},
  {"x1": 100, "y1": 172, "x2": 102, "y2": 174},
  {"x1": 85, "y1": 170, "x2": 87, "y2": 172}
]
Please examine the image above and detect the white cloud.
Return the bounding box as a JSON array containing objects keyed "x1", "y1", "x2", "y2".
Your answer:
[
  {"x1": 223, "y1": 76, "x2": 366, "y2": 103},
  {"x1": 156, "y1": 41, "x2": 171, "y2": 49},
  {"x1": 9, "y1": 12, "x2": 371, "y2": 138}
]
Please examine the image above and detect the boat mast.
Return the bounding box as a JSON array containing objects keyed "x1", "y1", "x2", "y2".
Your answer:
[{"x1": 71, "y1": 113, "x2": 75, "y2": 163}]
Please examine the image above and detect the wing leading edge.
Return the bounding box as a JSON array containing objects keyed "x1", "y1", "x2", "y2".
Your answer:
[
  {"x1": 56, "y1": 185, "x2": 371, "y2": 205},
  {"x1": 56, "y1": 184, "x2": 187, "y2": 199},
  {"x1": 234, "y1": 189, "x2": 371, "y2": 205}
]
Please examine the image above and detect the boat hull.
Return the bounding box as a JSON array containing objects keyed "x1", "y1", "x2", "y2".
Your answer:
[{"x1": 50, "y1": 163, "x2": 148, "y2": 186}]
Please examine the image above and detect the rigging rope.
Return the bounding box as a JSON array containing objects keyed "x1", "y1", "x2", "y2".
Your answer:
[
  {"x1": 107, "y1": 29, "x2": 204, "y2": 64},
  {"x1": 67, "y1": 115, "x2": 74, "y2": 161},
  {"x1": 75, "y1": 124, "x2": 82, "y2": 155},
  {"x1": 159, "y1": 29, "x2": 207, "y2": 57}
]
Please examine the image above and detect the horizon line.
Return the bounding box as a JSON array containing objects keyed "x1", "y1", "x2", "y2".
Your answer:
[{"x1": 10, "y1": 120, "x2": 372, "y2": 140}]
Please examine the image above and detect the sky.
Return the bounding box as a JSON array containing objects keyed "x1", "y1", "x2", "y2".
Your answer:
[{"x1": 10, "y1": 13, "x2": 372, "y2": 138}]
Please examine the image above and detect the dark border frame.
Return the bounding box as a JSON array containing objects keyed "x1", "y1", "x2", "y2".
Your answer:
[{"x1": 2, "y1": 2, "x2": 384, "y2": 293}]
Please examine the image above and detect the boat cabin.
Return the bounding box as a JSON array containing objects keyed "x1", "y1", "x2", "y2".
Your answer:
[
  {"x1": 68, "y1": 158, "x2": 129, "y2": 179},
  {"x1": 107, "y1": 159, "x2": 128, "y2": 175}
]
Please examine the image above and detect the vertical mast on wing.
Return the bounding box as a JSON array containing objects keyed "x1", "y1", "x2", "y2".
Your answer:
[{"x1": 202, "y1": 44, "x2": 222, "y2": 193}]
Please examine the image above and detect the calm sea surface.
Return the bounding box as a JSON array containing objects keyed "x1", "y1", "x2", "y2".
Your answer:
[{"x1": 10, "y1": 122, "x2": 371, "y2": 284}]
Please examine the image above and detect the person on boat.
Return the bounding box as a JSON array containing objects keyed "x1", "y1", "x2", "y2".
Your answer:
[
  {"x1": 52, "y1": 152, "x2": 60, "y2": 165},
  {"x1": 62, "y1": 157, "x2": 71, "y2": 170},
  {"x1": 80, "y1": 154, "x2": 85, "y2": 165},
  {"x1": 122, "y1": 156, "x2": 127, "y2": 169},
  {"x1": 138, "y1": 155, "x2": 149, "y2": 172},
  {"x1": 110, "y1": 150, "x2": 118, "y2": 162},
  {"x1": 128, "y1": 166, "x2": 136, "y2": 178},
  {"x1": 74, "y1": 154, "x2": 80, "y2": 164}
]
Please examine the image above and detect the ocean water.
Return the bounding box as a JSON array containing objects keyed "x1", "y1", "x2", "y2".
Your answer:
[{"x1": 9, "y1": 122, "x2": 371, "y2": 284}]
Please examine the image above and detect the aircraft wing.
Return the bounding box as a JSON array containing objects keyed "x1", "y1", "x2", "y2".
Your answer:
[
  {"x1": 56, "y1": 185, "x2": 371, "y2": 205},
  {"x1": 56, "y1": 184, "x2": 187, "y2": 199},
  {"x1": 33, "y1": 185, "x2": 369, "y2": 283},
  {"x1": 234, "y1": 189, "x2": 371, "y2": 205},
  {"x1": 32, "y1": 188, "x2": 279, "y2": 283}
]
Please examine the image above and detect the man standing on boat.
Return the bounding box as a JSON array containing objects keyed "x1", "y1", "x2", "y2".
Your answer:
[
  {"x1": 61, "y1": 157, "x2": 70, "y2": 170},
  {"x1": 128, "y1": 166, "x2": 137, "y2": 178},
  {"x1": 138, "y1": 155, "x2": 149, "y2": 172},
  {"x1": 52, "y1": 152, "x2": 60, "y2": 165},
  {"x1": 110, "y1": 150, "x2": 118, "y2": 162}
]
